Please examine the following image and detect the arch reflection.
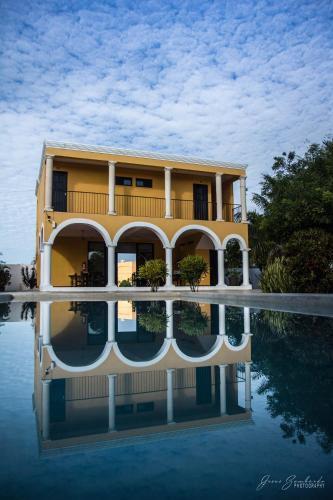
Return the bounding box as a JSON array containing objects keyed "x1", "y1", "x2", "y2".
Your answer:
[{"x1": 38, "y1": 300, "x2": 252, "y2": 371}]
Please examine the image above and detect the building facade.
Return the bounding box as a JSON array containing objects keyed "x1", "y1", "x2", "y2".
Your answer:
[{"x1": 36, "y1": 141, "x2": 251, "y2": 291}]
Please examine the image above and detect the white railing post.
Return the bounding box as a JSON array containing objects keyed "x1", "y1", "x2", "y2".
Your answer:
[
  {"x1": 107, "y1": 245, "x2": 116, "y2": 288},
  {"x1": 164, "y1": 167, "x2": 173, "y2": 218},
  {"x1": 165, "y1": 247, "x2": 173, "y2": 288},
  {"x1": 245, "y1": 361, "x2": 252, "y2": 410},
  {"x1": 166, "y1": 368, "x2": 175, "y2": 424},
  {"x1": 108, "y1": 161, "x2": 116, "y2": 215},
  {"x1": 44, "y1": 154, "x2": 54, "y2": 211},
  {"x1": 240, "y1": 176, "x2": 248, "y2": 223},
  {"x1": 219, "y1": 364, "x2": 227, "y2": 415},
  {"x1": 217, "y1": 249, "x2": 225, "y2": 287},
  {"x1": 108, "y1": 374, "x2": 117, "y2": 431},
  {"x1": 242, "y1": 249, "x2": 250, "y2": 287},
  {"x1": 215, "y1": 173, "x2": 224, "y2": 221},
  {"x1": 166, "y1": 300, "x2": 174, "y2": 339}
]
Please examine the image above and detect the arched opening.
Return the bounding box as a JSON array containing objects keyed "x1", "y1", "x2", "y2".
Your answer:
[
  {"x1": 173, "y1": 301, "x2": 218, "y2": 356},
  {"x1": 224, "y1": 238, "x2": 243, "y2": 286},
  {"x1": 114, "y1": 225, "x2": 168, "y2": 287},
  {"x1": 116, "y1": 301, "x2": 166, "y2": 361},
  {"x1": 171, "y1": 227, "x2": 220, "y2": 286},
  {"x1": 51, "y1": 222, "x2": 109, "y2": 287},
  {"x1": 50, "y1": 301, "x2": 108, "y2": 366}
]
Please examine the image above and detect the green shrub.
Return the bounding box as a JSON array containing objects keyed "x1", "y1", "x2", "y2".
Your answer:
[
  {"x1": 284, "y1": 228, "x2": 333, "y2": 293},
  {"x1": 137, "y1": 259, "x2": 167, "y2": 292},
  {"x1": 21, "y1": 265, "x2": 37, "y2": 289},
  {"x1": 0, "y1": 259, "x2": 11, "y2": 292},
  {"x1": 179, "y1": 303, "x2": 209, "y2": 336},
  {"x1": 260, "y1": 257, "x2": 292, "y2": 293},
  {"x1": 119, "y1": 279, "x2": 132, "y2": 287},
  {"x1": 178, "y1": 255, "x2": 208, "y2": 291},
  {"x1": 137, "y1": 302, "x2": 168, "y2": 333}
]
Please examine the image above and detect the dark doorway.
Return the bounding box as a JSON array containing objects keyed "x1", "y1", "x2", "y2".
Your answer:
[
  {"x1": 196, "y1": 367, "x2": 212, "y2": 404},
  {"x1": 209, "y1": 249, "x2": 218, "y2": 285},
  {"x1": 88, "y1": 241, "x2": 107, "y2": 286},
  {"x1": 50, "y1": 379, "x2": 66, "y2": 423},
  {"x1": 193, "y1": 184, "x2": 208, "y2": 220},
  {"x1": 52, "y1": 171, "x2": 68, "y2": 212}
]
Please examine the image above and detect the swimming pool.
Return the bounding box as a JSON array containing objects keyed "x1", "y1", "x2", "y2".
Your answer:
[{"x1": 0, "y1": 299, "x2": 332, "y2": 499}]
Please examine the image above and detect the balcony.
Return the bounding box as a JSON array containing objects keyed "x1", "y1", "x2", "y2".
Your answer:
[{"x1": 53, "y1": 190, "x2": 241, "y2": 222}]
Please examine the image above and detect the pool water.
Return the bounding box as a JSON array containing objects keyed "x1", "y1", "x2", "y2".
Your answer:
[{"x1": 0, "y1": 300, "x2": 332, "y2": 499}]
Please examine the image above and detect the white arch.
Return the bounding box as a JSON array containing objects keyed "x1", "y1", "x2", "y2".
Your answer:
[
  {"x1": 221, "y1": 233, "x2": 248, "y2": 251},
  {"x1": 170, "y1": 224, "x2": 221, "y2": 249},
  {"x1": 113, "y1": 221, "x2": 171, "y2": 248},
  {"x1": 46, "y1": 342, "x2": 113, "y2": 373},
  {"x1": 172, "y1": 336, "x2": 224, "y2": 363},
  {"x1": 47, "y1": 218, "x2": 112, "y2": 246},
  {"x1": 223, "y1": 333, "x2": 251, "y2": 351},
  {"x1": 112, "y1": 339, "x2": 172, "y2": 367}
]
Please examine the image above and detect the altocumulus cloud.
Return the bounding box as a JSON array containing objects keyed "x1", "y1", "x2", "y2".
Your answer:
[{"x1": 0, "y1": 0, "x2": 332, "y2": 262}]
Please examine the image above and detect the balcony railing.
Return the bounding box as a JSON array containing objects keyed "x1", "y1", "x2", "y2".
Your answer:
[{"x1": 52, "y1": 191, "x2": 241, "y2": 222}]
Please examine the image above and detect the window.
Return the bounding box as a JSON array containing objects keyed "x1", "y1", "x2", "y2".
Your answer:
[
  {"x1": 116, "y1": 176, "x2": 132, "y2": 186},
  {"x1": 137, "y1": 402, "x2": 154, "y2": 412},
  {"x1": 136, "y1": 178, "x2": 152, "y2": 188},
  {"x1": 116, "y1": 404, "x2": 134, "y2": 415}
]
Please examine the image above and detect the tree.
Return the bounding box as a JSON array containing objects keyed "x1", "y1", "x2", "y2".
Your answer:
[
  {"x1": 178, "y1": 255, "x2": 208, "y2": 291},
  {"x1": 137, "y1": 259, "x2": 167, "y2": 292},
  {"x1": 284, "y1": 228, "x2": 333, "y2": 293},
  {"x1": 137, "y1": 302, "x2": 168, "y2": 333},
  {"x1": 0, "y1": 254, "x2": 11, "y2": 292},
  {"x1": 260, "y1": 257, "x2": 292, "y2": 293},
  {"x1": 21, "y1": 265, "x2": 37, "y2": 289},
  {"x1": 250, "y1": 139, "x2": 333, "y2": 292}
]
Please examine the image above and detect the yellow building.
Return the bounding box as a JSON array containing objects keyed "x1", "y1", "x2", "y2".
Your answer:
[{"x1": 35, "y1": 141, "x2": 251, "y2": 291}]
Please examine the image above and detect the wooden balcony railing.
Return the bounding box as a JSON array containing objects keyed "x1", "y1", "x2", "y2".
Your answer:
[{"x1": 52, "y1": 191, "x2": 241, "y2": 222}]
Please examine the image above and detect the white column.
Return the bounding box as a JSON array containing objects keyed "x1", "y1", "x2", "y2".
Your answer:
[
  {"x1": 219, "y1": 364, "x2": 227, "y2": 415},
  {"x1": 41, "y1": 301, "x2": 51, "y2": 345},
  {"x1": 166, "y1": 300, "x2": 174, "y2": 339},
  {"x1": 240, "y1": 176, "x2": 248, "y2": 223},
  {"x1": 108, "y1": 374, "x2": 117, "y2": 432},
  {"x1": 166, "y1": 368, "x2": 175, "y2": 424},
  {"x1": 42, "y1": 379, "x2": 52, "y2": 439},
  {"x1": 40, "y1": 249, "x2": 44, "y2": 289},
  {"x1": 164, "y1": 167, "x2": 173, "y2": 218},
  {"x1": 217, "y1": 249, "x2": 225, "y2": 287},
  {"x1": 44, "y1": 154, "x2": 54, "y2": 211},
  {"x1": 165, "y1": 247, "x2": 173, "y2": 288},
  {"x1": 218, "y1": 304, "x2": 226, "y2": 335},
  {"x1": 242, "y1": 249, "x2": 250, "y2": 287},
  {"x1": 42, "y1": 243, "x2": 52, "y2": 289},
  {"x1": 107, "y1": 301, "x2": 116, "y2": 342},
  {"x1": 107, "y1": 245, "x2": 116, "y2": 288},
  {"x1": 215, "y1": 173, "x2": 223, "y2": 221},
  {"x1": 243, "y1": 307, "x2": 250, "y2": 334},
  {"x1": 108, "y1": 161, "x2": 116, "y2": 215},
  {"x1": 245, "y1": 361, "x2": 252, "y2": 410}
]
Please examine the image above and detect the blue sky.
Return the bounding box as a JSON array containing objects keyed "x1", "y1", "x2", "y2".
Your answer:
[{"x1": 0, "y1": 0, "x2": 332, "y2": 263}]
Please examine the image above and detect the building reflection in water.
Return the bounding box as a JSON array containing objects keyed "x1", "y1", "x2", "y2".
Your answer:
[{"x1": 35, "y1": 301, "x2": 252, "y2": 452}]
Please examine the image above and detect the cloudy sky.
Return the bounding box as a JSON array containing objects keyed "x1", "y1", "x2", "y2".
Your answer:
[{"x1": 0, "y1": 0, "x2": 332, "y2": 263}]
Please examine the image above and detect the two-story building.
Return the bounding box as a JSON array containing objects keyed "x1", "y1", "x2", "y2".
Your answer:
[{"x1": 35, "y1": 141, "x2": 251, "y2": 291}]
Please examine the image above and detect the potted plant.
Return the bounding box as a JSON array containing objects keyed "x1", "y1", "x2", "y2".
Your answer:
[
  {"x1": 178, "y1": 255, "x2": 208, "y2": 291},
  {"x1": 137, "y1": 259, "x2": 167, "y2": 292}
]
